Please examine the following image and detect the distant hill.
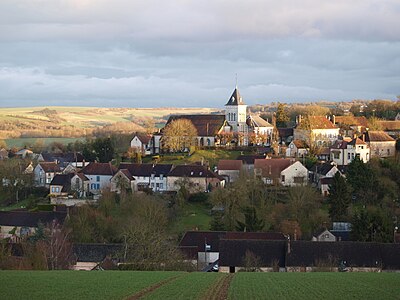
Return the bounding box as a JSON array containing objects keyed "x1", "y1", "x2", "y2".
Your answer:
[{"x1": 0, "y1": 106, "x2": 221, "y2": 139}]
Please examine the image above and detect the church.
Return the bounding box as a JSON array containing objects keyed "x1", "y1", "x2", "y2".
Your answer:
[{"x1": 150, "y1": 86, "x2": 274, "y2": 153}]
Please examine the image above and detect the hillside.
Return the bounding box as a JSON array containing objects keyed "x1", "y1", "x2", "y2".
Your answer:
[{"x1": 0, "y1": 107, "x2": 221, "y2": 139}]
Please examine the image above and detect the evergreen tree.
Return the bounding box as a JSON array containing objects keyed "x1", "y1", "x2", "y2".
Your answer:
[
  {"x1": 351, "y1": 207, "x2": 392, "y2": 242},
  {"x1": 275, "y1": 103, "x2": 290, "y2": 127},
  {"x1": 210, "y1": 212, "x2": 226, "y2": 231},
  {"x1": 236, "y1": 206, "x2": 265, "y2": 232},
  {"x1": 346, "y1": 156, "x2": 377, "y2": 204},
  {"x1": 328, "y1": 172, "x2": 351, "y2": 221}
]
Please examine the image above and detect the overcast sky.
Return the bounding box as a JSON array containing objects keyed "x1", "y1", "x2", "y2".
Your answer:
[{"x1": 0, "y1": 0, "x2": 399, "y2": 108}]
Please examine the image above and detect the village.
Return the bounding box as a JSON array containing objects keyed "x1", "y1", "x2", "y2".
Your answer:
[{"x1": 0, "y1": 87, "x2": 399, "y2": 273}]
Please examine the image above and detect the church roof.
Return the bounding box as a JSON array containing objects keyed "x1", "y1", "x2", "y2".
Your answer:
[
  {"x1": 246, "y1": 115, "x2": 273, "y2": 128},
  {"x1": 165, "y1": 115, "x2": 225, "y2": 137},
  {"x1": 225, "y1": 87, "x2": 245, "y2": 106}
]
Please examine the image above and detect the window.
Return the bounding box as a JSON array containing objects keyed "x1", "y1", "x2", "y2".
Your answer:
[
  {"x1": 96, "y1": 176, "x2": 100, "y2": 182},
  {"x1": 55, "y1": 187, "x2": 59, "y2": 193},
  {"x1": 160, "y1": 174, "x2": 163, "y2": 180},
  {"x1": 294, "y1": 177, "x2": 304, "y2": 184},
  {"x1": 190, "y1": 171, "x2": 194, "y2": 175},
  {"x1": 151, "y1": 183, "x2": 154, "y2": 188},
  {"x1": 160, "y1": 183, "x2": 163, "y2": 189},
  {"x1": 151, "y1": 174, "x2": 155, "y2": 179},
  {"x1": 156, "y1": 183, "x2": 160, "y2": 188},
  {"x1": 333, "y1": 152, "x2": 340, "y2": 159},
  {"x1": 51, "y1": 187, "x2": 55, "y2": 193},
  {"x1": 347, "y1": 153, "x2": 350, "y2": 160},
  {"x1": 199, "y1": 172, "x2": 203, "y2": 176},
  {"x1": 387, "y1": 149, "x2": 390, "y2": 155},
  {"x1": 281, "y1": 175, "x2": 285, "y2": 182}
]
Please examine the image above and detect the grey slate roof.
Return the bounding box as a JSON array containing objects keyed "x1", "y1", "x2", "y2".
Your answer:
[
  {"x1": 73, "y1": 243, "x2": 123, "y2": 262},
  {"x1": 0, "y1": 211, "x2": 67, "y2": 227},
  {"x1": 225, "y1": 87, "x2": 245, "y2": 106}
]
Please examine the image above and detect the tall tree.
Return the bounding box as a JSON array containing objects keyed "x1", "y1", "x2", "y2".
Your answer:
[
  {"x1": 275, "y1": 103, "x2": 290, "y2": 127},
  {"x1": 236, "y1": 206, "x2": 265, "y2": 232},
  {"x1": 328, "y1": 172, "x2": 352, "y2": 221},
  {"x1": 346, "y1": 156, "x2": 377, "y2": 204},
  {"x1": 162, "y1": 119, "x2": 197, "y2": 152}
]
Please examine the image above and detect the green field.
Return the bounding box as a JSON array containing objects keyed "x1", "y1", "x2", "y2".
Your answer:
[
  {"x1": 5, "y1": 137, "x2": 85, "y2": 148},
  {"x1": 0, "y1": 271, "x2": 399, "y2": 300}
]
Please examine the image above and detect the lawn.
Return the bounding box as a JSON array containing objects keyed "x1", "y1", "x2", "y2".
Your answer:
[
  {"x1": 158, "y1": 149, "x2": 248, "y2": 168},
  {"x1": 228, "y1": 272, "x2": 400, "y2": 300},
  {"x1": 170, "y1": 202, "x2": 212, "y2": 233},
  {"x1": 0, "y1": 271, "x2": 181, "y2": 300}
]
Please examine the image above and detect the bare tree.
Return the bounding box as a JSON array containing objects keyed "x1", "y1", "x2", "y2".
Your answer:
[{"x1": 162, "y1": 119, "x2": 197, "y2": 152}]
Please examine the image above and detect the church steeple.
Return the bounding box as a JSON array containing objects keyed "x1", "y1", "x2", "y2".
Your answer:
[{"x1": 225, "y1": 87, "x2": 245, "y2": 106}]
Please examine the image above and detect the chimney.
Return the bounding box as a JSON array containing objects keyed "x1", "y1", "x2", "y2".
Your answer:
[
  {"x1": 298, "y1": 115, "x2": 302, "y2": 124},
  {"x1": 332, "y1": 115, "x2": 336, "y2": 124},
  {"x1": 362, "y1": 134, "x2": 365, "y2": 142}
]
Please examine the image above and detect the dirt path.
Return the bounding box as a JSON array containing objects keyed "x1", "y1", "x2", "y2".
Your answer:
[
  {"x1": 126, "y1": 275, "x2": 181, "y2": 300},
  {"x1": 201, "y1": 274, "x2": 235, "y2": 300}
]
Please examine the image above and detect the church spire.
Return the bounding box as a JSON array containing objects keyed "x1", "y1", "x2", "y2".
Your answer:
[{"x1": 225, "y1": 86, "x2": 245, "y2": 106}]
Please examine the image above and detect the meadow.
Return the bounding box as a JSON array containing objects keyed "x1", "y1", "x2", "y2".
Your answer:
[{"x1": 0, "y1": 271, "x2": 399, "y2": 300}]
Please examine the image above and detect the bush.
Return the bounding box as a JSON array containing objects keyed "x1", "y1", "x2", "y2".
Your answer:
[{"x1": 188, "y1": 192, "x2": 208, "y2": 203}]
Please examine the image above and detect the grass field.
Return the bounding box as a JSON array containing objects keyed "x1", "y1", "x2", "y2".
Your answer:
[
  {"x1": 0, "y1": 271, "x2": 181, "y2": 300},
  {"x1": 229, "y1": 272, "x2": 400, "y2": 299},
  {"x1": 0, "y1": 271, "x2": 399, "y2": 300},
  {"x1": 171, "y1": 202, "x2": 212, "y2": 234}
]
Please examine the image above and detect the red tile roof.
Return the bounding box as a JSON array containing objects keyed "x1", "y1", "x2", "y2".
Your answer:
[
  {"x1": 364, "y1": 131, "x2": 395, "y2": 142},
  {"x1": 38, "y1": 162, "x2": 61, "y2": 173},
  {"x1": 254, "y1": 158, "x2": 292, "y2": 178},
  {"x1": 335, "y1": 116, "x2": 369, "y2": 127},
  {"x1": 297, "y1": 116, "x2": 338, "y2": 130},
  {"x1": 377, "y1": 121, "x2": 400, "y2": 131},
  {"x1": 217, "y1": 160, "x2": 243, "y2": 171}
]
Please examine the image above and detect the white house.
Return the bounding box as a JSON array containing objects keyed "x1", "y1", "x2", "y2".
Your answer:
[
  {"x1": 79, "y1": 162, "x2": 117, "y2": 194},
  {"x1": 363, "y1": 131, "x2": 396, "y2": 158},
  {"x1": 217, "y1": 160, "x2": 243, "y2": 183},
  {"x1": 330, "y1": 137, "x2": 370, "y2": 166},
  {"x1": 130, "y1": 133, "x2": 152, "y2": 155},
  {"x1": 34, "y1": 162, "x2": 61, "y2": 187},
  {"x1": 71, "y1": 173, "x2": 90, "y2": 198},
  {"x1": 286, "y1": 140, "x2": 308, "y2": 158},
  {"x1": 313, "y1": 162, "x2": 341, "y2": 196},
  {"x1": 294, "y1": 115, "x2": 340, "y2": 146},
  {"x1": 254, "y1": 159, "x2": 308, "y2": 186}
]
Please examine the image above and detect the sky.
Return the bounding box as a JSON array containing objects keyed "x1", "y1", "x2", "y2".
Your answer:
[{"x1": 0, "y1": 0, "x2": 399, "y2": 108}]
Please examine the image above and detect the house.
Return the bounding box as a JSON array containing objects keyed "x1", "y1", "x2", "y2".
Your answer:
[
  {"x1": 34, "y1": 162, "x2": 62, "y2": 187},
  {"x1": 114, "y1": 163, "x2": 154, "y2": 192},
  {"x1": 72, "y1": 243, "x2": 122, "y2": 271},
  {"x1": 0, "y1": 148, "x2": 9, "y2": 160},
  {"x1": 70, "y1": 173, "x2": 90, "y2": 198},
  {"x1": 363, "y1": 131, "x2": 396, "y2": 158},
  {"x1": 219, "y1": 240, "x2": 286, "y2": 273},
  {"x1": 293, "y1": 115, "x2": 340, "y2": 146},
  {"x1": 246, "y1": 115, "x2": 274, "y2": 145},
  {"x1": 49, "y1": 174, "x2": 74, "y2": 196},
  {"x1": 167, "y1": 165, "x2": 224, "y2": 192},
  {"x1": 285, "y1": 241, "x2": 394, "y2": 272},
  {"x1": 376, "y1": 121, "x2": 400, "y2": 138},
  {"x1": 79, "y1": 162, "x2": 117, "y2": 194},
  {"x1": 217, "y1": 160, "x2": 243, "y2": 183},
  {"x1": 333, "y1": 115, "x2": 369, "y2": 136},
  {"x1": 313, "y1": 162, "x2": 341, "y2": 196},
  {"x1": 15, "y1": 149, "x2": 33, "y2": 159},
  {"x1": 254, "y1": 159, "x2": 308, "y2": 186},
  {"x1": 130, "y1": 133, "x2": 152, "y2": 155},
  {"x1": 179, "y1": 231, "x2": 285, "y2": 270},
  {"x1": 39, "y1": 152, "x2": 88, "y2": 168},
  {"x1": 150, "y1": 164, "x2": 173, "y2": 192},
  {"x1": 330, "y1": 137, "x2": 370, "y2": 166},
  {"x1": 237, "y1": 155, "x2": 266, "y2": 172},
  {"x1": 286, "y1": 140, "x2": 308, "y2": 158},
  {"x1": 277, "y1": 128, "x2": 294, "y2": 145},
  {"x1": 312, "y1": 229, "x2": 337, "y2": 242},
  {"x1": 0, "y1": 210, "x2": 67, "y2": 240}
]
